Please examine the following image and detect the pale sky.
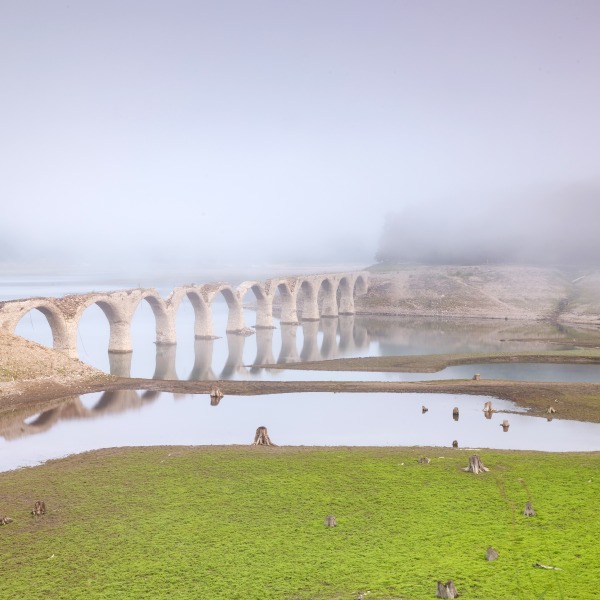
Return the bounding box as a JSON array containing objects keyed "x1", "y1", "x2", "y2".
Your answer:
[{"x1": 1, "y1": 1, "x2": 599, "y2": 272}]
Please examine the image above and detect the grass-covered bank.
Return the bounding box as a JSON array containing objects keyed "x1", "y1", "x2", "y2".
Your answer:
[{"x1": 1, "y1": 447, "x2": 599, "y2": 599}]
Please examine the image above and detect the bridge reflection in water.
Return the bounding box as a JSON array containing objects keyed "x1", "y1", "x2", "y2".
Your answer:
[
  {"x1": 0, "y1": 314, "x2": 370, "y2": 442},
  {"x1": 108, "y1": 314, "x2": 368, "y2": 380}
]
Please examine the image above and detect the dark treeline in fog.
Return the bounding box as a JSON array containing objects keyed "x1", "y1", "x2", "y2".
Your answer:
[{"x1": 376, "y1": 191, "x2": 600, "y2": 267}]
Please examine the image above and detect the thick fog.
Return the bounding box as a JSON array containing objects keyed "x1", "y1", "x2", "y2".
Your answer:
[
  {"x1": 1, "y1": 1, "x2": 599, "y2": 275},
  {"x1": 377, "y1": 186, "x2": 600, "y2": 266}
]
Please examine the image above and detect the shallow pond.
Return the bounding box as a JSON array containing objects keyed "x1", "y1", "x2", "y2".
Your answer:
[{"x1": 1, "y1": 391, "x2": 599, "y2": 472}]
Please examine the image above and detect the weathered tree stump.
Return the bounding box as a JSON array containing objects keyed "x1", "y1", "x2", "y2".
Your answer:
[
  {"x1": 453, "y1": 407, "x2": 459, "y2": 421},
  {"x1": 422, "y1": 405, "x2": 428, "y2": 413},
  {"x1": 31, "y1": 501, "x2": 46, "y2": 516},
  {"x1": 501, "y1": 419, "x2": 510, "y2": 432},
  {"x1": 524, "y1": 501, "x2": 536, "y2": 517},
  {"x1": 418, "y1": 457, "x2": 431, "y2": 464},
  {"x1": 452, "y1": 440, "x2": 459, "y2": 448},
  {"x1": 486, "y1": 546, "x2": 499, "y2": 561},
  {"x1": 473, "y1": 373, "x2": 481, "y2": 381},
  {"x1": 546, "y1": 406, "x2": 556, "y2": 414},
  {"x1": 324, "y1": 515, "x2": 337, "y2": 527},
  {"x1": 210, "y1": 385, "x2": 223, "y2": 403},
  {"x1": 463, "y1": 455, "x2": 489, "y2": 474},
  {"x1": 483, "y1": 401, "x2": 493, "y2": 413},
  {"x1": 436, "y1": 580, "x2": 458, "y2": 598},
  {"x1": 0, "y1": 516, "x2": 13, "y2": 525},
  {"x1": 253, "y1": 426, "x2": 276, "y2": 446}
]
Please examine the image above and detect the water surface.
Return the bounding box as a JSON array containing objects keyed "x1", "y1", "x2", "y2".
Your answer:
[{"x1": 1, "y1": 391, "x2": 599, "y2": 472}]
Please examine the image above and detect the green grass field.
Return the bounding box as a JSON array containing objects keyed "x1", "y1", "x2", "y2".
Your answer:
[{"x1": 1, "y1": 446, "x2": 599, "y2": 599}]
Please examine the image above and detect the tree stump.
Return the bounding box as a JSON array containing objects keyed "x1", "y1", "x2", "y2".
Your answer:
[
  {"x1": 452, "y1": 440, "x2": 459, "y2": 448},
  {"x1": 324, "y1": 515, "x2": 337, "y2": 527},
  {"x1": 462, "y1": 455, "x2": 489, "y2": 474},
  {"x1": 436, "y1": 580, "x2": 458, "y2": 598},
  {"x1": 483, "y1": 401, "x2": 493, "y2": 413},
  {"x1": 253, "y1": 426, "x2": 276, "y2": 446},
  {"x1": 422, "y1": 405, "x2": 428, "y2": 413},
  {"x1": 473, "y1": 373, "x2": 481, "y2": 381},
  {"x1": 210, "y1": 386, "x2": 223, "y2": 405},
  {"x1": 0, "y1": 516, "x2": 13, "y2": 525},
  {"x1": 547, "y1": 406, "x2": 556, "y2": 414},
  {"x1": 524, "y1": 502, "x2": 536, "y2": 517},
  {"x1": 418, "y1": 457, "x2": 431, "y2": 464},
  {"x1": 501, "y1": 419, "x2": 510, "y2": 432},
  {"x1": 486, "y1": 546, "x2": 499, "y2": 561},
  {"x1": 31, "y1": 501, "x2": 46, "y2": 516},
  {"x1": 453, "y1": 407, "x2": 459, "y2": 421}
]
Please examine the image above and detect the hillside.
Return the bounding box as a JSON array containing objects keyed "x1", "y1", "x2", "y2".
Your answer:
[{"x1": 357, "y1": 265, "x2": 600, "y2": 323}]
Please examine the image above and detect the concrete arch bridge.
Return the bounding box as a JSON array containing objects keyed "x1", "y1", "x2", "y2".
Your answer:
[{"x1": 0, "y1": 271, "x2": 368, "y2": 359}]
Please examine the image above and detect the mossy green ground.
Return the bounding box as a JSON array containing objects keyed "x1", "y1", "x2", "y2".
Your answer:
[{"x1": 1, "y1": 447, "x2": 599, "y2": 599}]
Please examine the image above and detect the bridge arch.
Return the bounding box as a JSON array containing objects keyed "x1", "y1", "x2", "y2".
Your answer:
[
  {"x1": 12, "y1": 301, "x2": 72, "y2": 354},
  {"x1": 317, "y1": 277, "x2": 338, "y2": 318},
  {"x1": 297, "y1": 279, "x2": 319, "y2": 321}
]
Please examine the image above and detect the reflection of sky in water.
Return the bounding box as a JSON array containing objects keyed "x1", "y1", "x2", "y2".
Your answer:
[{"x1": 1, "y1": 391, "x2": 599, "y2": 472}]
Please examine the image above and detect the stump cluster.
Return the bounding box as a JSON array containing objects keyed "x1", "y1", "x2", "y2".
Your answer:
[
  {"x1": 252, "y1": 426, "x2": 276, "y2": 446},
  {"x1": 418, "y1": 457, "x2": 431, "y2": 464},
  {"x1": 436, "y1": 580, "x2": 458, "y2": 598},
  {"x1": 324, "y1": 515, "x2": 337, "y2": 527},
  {"x1": 0, "y1": 516, "x2": 13, "y2": 525},
  {"x1": 524, "y1": 501, "x2": 536, "y2": 517},
  {"x1": 472, "y1": 373, "x2": 481, "y2": 381},
  {"x1": 31, "y1": 501, "x2": 46, "y2": 516}
]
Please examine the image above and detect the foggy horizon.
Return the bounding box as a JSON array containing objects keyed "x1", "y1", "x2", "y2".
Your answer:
[{"x1": 2, "y1": 1, "x2": 600, "y2": 276}]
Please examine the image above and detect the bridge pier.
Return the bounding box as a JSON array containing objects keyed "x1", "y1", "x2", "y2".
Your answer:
[{"x1": 320, "y1": 282, "x2": 339, "y2": 318}]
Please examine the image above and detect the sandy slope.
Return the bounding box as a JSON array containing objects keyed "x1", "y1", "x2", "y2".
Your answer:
[{"x1": 357, "y1": 264, "x2": 600, "y2": 323}]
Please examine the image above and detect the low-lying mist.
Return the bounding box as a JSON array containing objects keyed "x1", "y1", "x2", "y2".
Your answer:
[{"x1": 376, "y1": 186, "x2": 600, "y2": 267}]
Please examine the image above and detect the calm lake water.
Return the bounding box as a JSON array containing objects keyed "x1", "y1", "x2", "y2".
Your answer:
[
  {"x1": 2, "y1": 391, "x2": 600, "y2": 472},
  {"x1": 2, "y1": 273, "x2": 600, "y2": 469}
]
